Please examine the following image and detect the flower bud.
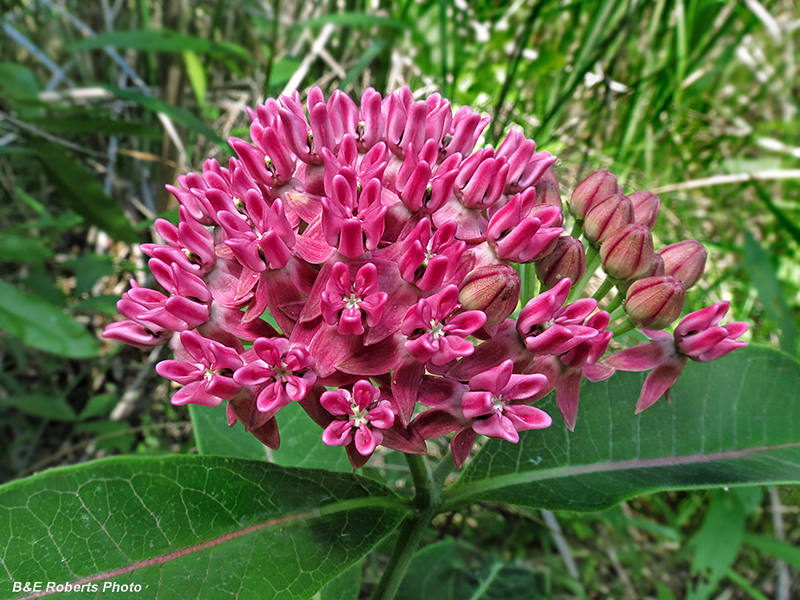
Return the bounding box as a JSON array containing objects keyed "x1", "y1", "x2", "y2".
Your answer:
[
  {"x1": 624, "y1": 275, "x2": 685, "y2": 329},
  {"x1": 628, "y1": 190, "x2": 660, "y2": 229},
  {"x1": 535, "y1": 236, "x2": 586, "y2": 290},
  {"x1": 534, "y1": 178, "x2": 563, "y2": 212},
  {"x1": 659, "y1": 240, "x2": 707, "y2": 289},
  {"x1": 600, "y1": 223, "x2": 654, "y2": 280},
  {"x1": 616, "y1": 253, "x2": 664, "y2": 296},
  {"x1": 458, "y1": 264, "x2": 520, "y2": 327},
  {"x1": 583, "y1": 193, "x2": 634, "y2": 245},
  {"x1": 569, "y1": 169, "x2": 618, "y2": 219}
]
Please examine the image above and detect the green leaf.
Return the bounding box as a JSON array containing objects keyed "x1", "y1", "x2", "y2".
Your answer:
[
  {"x1": 29, "y1": 141, "x2": 139, "y2": 243},
  {"x1": 0, "y1": 63, "x2": 39, "y2": 101},
  {"x1": 743, "y1": 532, "x2": 800, "y2": 569},
  {"x1": 0, "y1": 456, "x2": 407, "y2": 599},
  {"x1": 299, "y1": 12, "x2": 410, "y2": 30},
  {"x1": 62, "y1": 253, "x2": 116, "y2": 295},
  {"x1": 79, "y1": 393, "x2": 119, "y2": 420},
  {"x1": 689, "y1": 491, "x2": 745, "y2": 594},
  {"x1": 0, "y1": 280, "x2": 99, "y2": 358},
  {"x1": 444, "y1": 346, "x2": 800, "y2": 511},
  {"x1": 189, "y1": 401, "x2": 352, "y2": 472},
  {"x1": 396, "y1": 539, "x2": 548, "y2": 600},
  {"x1": 3, "y1": 393, "x2": 77, "y2": 421},
  {"x1": 0, "y1": 231, "x2": 53, "y2": 261},
  {"x1": 319, "y1": 561, "x2": 361, "y2": 600},
  {"x1": 101, "y1": 86, "x2": 224, "y2": 145},
  {"x1": 66, "y1": 28, "x2": 251, "y2": 62},
  {"x1": 189, "y1": 403, "x2": 271, "y2": 460},
  {"x1": 183, "y1": 50, "x2": 207, "y2": 107},
  {"x1": 743, "y1": 231, "x2": 798, "y2": 356}
]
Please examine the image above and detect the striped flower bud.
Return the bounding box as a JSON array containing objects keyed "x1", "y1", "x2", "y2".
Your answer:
[
  {"x1": 535, "y1": 236, "x2": 586, "y2": 290},
  {"x1": 624, "y1": 275, "x2": 685, "y2": 330},
  {"x1": 458, "y1": 264, "x2": 520, "y2": 327},
  {"x1": 583, "y1": 193, "x2": 634, "y2": 245},
  {"x1": 569, "y1": 170, "x2": 618, "y2": 219},
  {"x1": 659, "y1": 240, "x2": 707, "y2": 290},
  {"x1": 628, "y1": 190, "x2": 660, "y2": 229},
  {"x1": 600, "y1": 223, "x2": 655, "y2": 280}
]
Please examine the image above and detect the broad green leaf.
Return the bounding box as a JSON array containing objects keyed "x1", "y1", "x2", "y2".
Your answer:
[
  {"x1": 29, "y1": 141, "x2": 139, "y2": 243},
  {"x1": 0, "y1": 456, "x2": 407, "y2": 599},
  {"x1": 396, "y1": 539, "x2": 548, "y2": 600},
  {"x1": 3, "y1": 393, "x2": 77, "y2": 421},
  {"x1": 0, "y1": 280, "x2": 99, "y2": 358},
  {"x1": 189, "y1": 403, "x2": 271, "y2": 460},
  {"x1": 318, "y1": 561, "x2": 361, "y2": 600},
  {"x1": 101, "y1": 86, "x2": 224, "y2": 145},
  {"x1": 444, "y1": 346, "x2": 800, "y2": 511},
  {"x1": 189, "y1": 400, "x2": 352, "y2": 472},
  {"x1": 66, "y1": 29, "x2": 250, "y2": 62}
]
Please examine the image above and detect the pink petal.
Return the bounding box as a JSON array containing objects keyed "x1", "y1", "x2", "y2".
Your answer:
[
  {"x1": 504, "y1": 404, "x2": 552, "y2": 431},
  {"x1": 354, "y1": 425, "x2": 381, "y2": 455},
  {"x1": 322, "y1": 420, "x2": 353, "y2": 447},
  {"x1": 635, "y1": 357, "x2": 688, "y2": 413},
  {"x1": 473, "y1": 412, "x2": 519, "y2": 443}
]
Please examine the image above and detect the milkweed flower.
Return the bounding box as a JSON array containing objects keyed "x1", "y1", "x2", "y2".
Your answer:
[{"x1": 102, "y1": 86, "x2": 748, "y2": 468}]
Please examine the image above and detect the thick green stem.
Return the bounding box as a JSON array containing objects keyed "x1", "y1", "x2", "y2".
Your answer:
[
  {"x1": 611, "y1": 318, "x2": 636, "y2": 337},
  {"x1": 592, "y1": 277, "x2": 615, "y2": 301},
  {"x1": 608, "y1": 304, "x2": 627, "y2": 323},
  {"x1": 570, "y1": 245, "x2": 600, "y2": 301},
  {"x1": 605, "y1": 293, "x2": 623, "y2": 314},
  {"x1": 369, "y1": 454, "x2": 440, "y2": 600}
]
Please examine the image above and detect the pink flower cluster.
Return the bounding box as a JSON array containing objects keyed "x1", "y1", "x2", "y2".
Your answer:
[{"x1": 104, "y1": 86, "x2": 748, "y2": 468}]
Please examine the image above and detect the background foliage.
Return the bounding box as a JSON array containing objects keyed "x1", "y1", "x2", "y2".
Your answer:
[{"x1": 1, "y1": 0, "x2": 798, "y2": 598}]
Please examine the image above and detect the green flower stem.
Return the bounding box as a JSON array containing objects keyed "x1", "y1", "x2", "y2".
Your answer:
[
  {"x1": 369, "y1": 453, "x2": 441, "y2": 600},
  {"x1": 592, "y1": 277, "x2": 615, "y2": 301},
  {"x1": 570, "y1": 220, "x2": 583, "y2": 238},
  {"x1": 605, "y1": 293, "x2": 623, "y2": 314},
  {"x1": 608, "y1": 304, "x2": 627, "y2": 323},
  {"x1": 569, "y1": 245, "x2": 600, "y2": 301},
  {"x1": 522, "y1": 262, "x2": 540, "y2": 304},
  {"x1": 611, "y1": 318, "x2": 636, "y2": 337}
]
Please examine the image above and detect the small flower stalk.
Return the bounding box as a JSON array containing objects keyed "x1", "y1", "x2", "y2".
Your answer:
[{"x1": 103, "y1": 87, "x2": 748, "y2": 469}]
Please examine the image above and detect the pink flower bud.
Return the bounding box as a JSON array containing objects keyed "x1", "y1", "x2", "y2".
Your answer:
[
  {"x1": 600, "y1": 223, "x2": 655, "y2": 280},
  {"x1": 533, "y1": 178, "x2": 562, "y2": 212},
  {"x1": 458, "y1": 264, "x2": 520, "y2": 327},
  {"x1": 535, "y1": 236, "x2": 586, "y2": 290},
  {"x1": 659, "y1": 240, "x2": 707, "y2": 289},
  {"x1": 583, "y1": 193, "x2": 634, "y2": 245},
  {"x1": 624, "y1": 275, "x2": 686, "y2": 329},
  {"x1": 569, "y1": 170, "x2": 618, "y2": 219},
  {"x1": 628, "y1": 190, "x2": 660, "y2": 229}
]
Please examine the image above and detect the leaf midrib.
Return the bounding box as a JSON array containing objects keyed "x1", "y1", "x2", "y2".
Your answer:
[
  {"x1": 441, "y1": 442, "x2": 800, "y2": 510},
  {"x1": 17, "y1": 495, "x2": 408, "y2": 600}
]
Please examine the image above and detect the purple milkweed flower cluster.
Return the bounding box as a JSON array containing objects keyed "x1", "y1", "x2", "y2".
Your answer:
[{"x1": 103, "y1": 86, "x2": 748, "y2": 469}]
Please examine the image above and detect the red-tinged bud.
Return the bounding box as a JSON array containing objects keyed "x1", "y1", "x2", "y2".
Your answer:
[
  {"x1": 600, "y1": 223, "x2": 655, "y2": 280},
  {"x1": 628, "y1": 190, "x2": 660, "y2": 229},
  {"x1": 458, "y1": 264, "x2": 520, "y2": 327},
  {"x1": 534, "y1": 178, "x2": 562, "y2": 212},
  {"x1": 617, "y1": 253, "x2": 665, "y2": 296},
  {"x1": 569, "y1": 169, "x2": 618, "y2": 219},
  {"x1": 624, "y1": 275, "x2": 685, "y2": 330},
  {"x1": 659, "y1": 240, "x2": 707, "y2": 289},
  {"x1": 535, "y1": 236, "x2": 586, "y2": 290},
  {"x1": 583, "y1": 193, "x2": 634, "y2": 245}
]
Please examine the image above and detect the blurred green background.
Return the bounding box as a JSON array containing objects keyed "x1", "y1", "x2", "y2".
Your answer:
[{"x1": 1, "y1": 0, "x2": 798, "y2": 597}]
